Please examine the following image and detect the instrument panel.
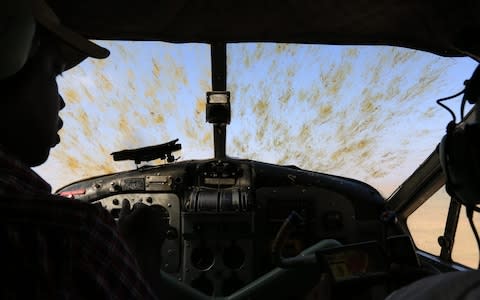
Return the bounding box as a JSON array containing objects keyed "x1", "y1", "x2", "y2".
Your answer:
[{"x1": 59, "y1": 158, "x2": 387, "y2": 297}]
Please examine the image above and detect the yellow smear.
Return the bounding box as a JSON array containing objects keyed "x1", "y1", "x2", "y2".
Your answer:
[
  {"x1": 202, "y1": 132, "x2": 212, "y2": 145},
  {"x1": 174, "y1": 67, "x2": 188, "y2": 85},
  {"x1": 152, "y1": 58, "x2": 161, "y2": 77},
  {"x1": 423, "y1": 107, "x2": 436, "y2": 118},
  {"x1": 64, "y1": 89, "x2": 80, "y2": 103},
  {"x1": 153, "y1": 114, "x2": 164, "y2": 124},
  {"x1": 92, "y1": 59, "x2": 106, "y2": 70},
  {"x1": 279, "y1": 88, "x2": 292, "y2": 105},
  {"x1": 327, "y1": 63, "x2": 352, "y2": 95},
  {"x1": 243, "y1": 54, "x2": 251, "y2": 68},
  {"x1": 81, "y1": 86, "x2": 94, "y2": 103},
  {"x1": 346, "y1": 48, "x2": 359, "y2": 58},
  {"x1": 275, "y1": 44, "x2": 288, "y2": 54},
  {"x1": 77, "y1": 110, "x2": 92, "y2": 137},
  {"x1": 319, "y1": 104, "x2": 333, "y2": 118},
  {"x1": 98, "y1": 74, "x2": 113, "y2": 91},
  {"x1": 119, "y1": 117, "x2": 129, "y2": 133},
  {"x1": 66, "y1": 156, "x2": 80, "y2": 170},
  {"x1": 125, "y1": 69, "x2": 134, "y2": 81},
  {"x1": 144, "y1": 85, "x2": 158, "y2": 98},
  {"x1": 361, "y1": 100, "x2": 376, "y2": 113},
  {"x1": 233, "y1": 137, "x2": 247, "y2": 153},
  {"x1": 356, "y1": 139, "x2": 369, "y2": 149},
  {"x1": 299, "y1": 124, "x2": 310, "y2": 141},
  {"x1": 392, "y1": 49, "x2": 416, "y2": 65},
  {"x1": 196, "y1": 98, "x2": 205, "y2": 114},
  {"x1": 135, "y1": 113, "x2": 148, "y2": 127},
  {"x1": 184, "y1": 120, "x2": 198, "y2": 140},
  {"x1": 253, "y1": 100, "x2": 269, "y2": 116},
  {"x1": 254, "y1": 44, "x2": 264, "y2": 60}
]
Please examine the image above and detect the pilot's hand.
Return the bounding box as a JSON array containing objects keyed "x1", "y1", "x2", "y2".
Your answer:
[{"x1": 118, "y1": 199, "x2": 169, "y2": 280}]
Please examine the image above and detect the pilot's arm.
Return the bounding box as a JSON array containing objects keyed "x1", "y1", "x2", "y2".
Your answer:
[{"x1": 83, "y1": 205, "x2": 160, "y2": 299}]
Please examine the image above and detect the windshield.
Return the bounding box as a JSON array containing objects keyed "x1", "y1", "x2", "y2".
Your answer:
[{"x1": 34, "y1": 42, "x2": 477, "y2": 196}]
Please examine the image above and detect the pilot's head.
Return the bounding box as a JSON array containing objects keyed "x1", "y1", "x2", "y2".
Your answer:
[{"x1": 0, "y1": 0, "x2": 109, "y2": 167}]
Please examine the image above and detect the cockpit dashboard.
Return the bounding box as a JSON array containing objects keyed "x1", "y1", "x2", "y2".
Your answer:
[{"x1": 58, "y1": 158, "x2": 397, "y2": 298}]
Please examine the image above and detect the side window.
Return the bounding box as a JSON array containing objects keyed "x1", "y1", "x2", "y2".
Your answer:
[
  {"x1": 452, "y1": 206, "x2": 480, "y2": 268},
  {"x1": 407, "y1": 185, "x2": 480, "y2": 268},
  {"x1": 407, "y1": 187, "x2": 450, "y2": 255}
]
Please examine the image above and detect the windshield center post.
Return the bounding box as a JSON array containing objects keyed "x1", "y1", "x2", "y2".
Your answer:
[{"x1": 208, "y1": 42, "x2": 230, "y2": 160}]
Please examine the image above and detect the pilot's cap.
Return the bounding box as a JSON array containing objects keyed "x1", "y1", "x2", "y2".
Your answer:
[
  {"x1": 0, "y1": 0, "x2": 35, "y2": 79},
  {"x1": 0, "y1": 0, "x2": 110, "y2": 79},
  {"x1": 33, "y1": 0, "x2": 110, "y2": 70}
]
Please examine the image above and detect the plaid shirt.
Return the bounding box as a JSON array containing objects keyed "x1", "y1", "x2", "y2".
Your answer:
[{"x1": 0, "y1": 149, "x2": 159, "y2": 299}]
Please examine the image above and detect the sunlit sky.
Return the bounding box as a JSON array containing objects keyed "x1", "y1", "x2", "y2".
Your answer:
[{"x1": 34, "y1": 42, "x2": 477, "y2": 196}]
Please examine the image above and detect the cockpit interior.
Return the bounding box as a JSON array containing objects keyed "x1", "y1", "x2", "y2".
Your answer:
[{"x1": 32, "y1": 0, "x2": 480, "y2": 299}]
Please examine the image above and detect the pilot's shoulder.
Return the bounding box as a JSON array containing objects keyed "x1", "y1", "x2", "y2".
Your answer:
[
  {"x1": 387, "y1": 271, "x2": 480, "y2": 300},
  {"x1": 0, "y1": 193, "x2": 114, "y2": 229}
]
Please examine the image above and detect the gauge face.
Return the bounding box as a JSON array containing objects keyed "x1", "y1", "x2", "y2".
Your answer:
[
  {"x1": 319, "y1": 241, "x2": 387, "y2": 282},
  {"x1": 191, "y1": 246, "x2": 215, "y2": 271}
]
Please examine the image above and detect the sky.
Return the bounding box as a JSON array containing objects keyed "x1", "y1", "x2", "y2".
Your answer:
[{"x1": 34, "y1": 42, "x2": 478, "y2": 196}]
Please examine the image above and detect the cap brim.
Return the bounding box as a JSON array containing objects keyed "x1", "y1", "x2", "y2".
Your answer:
[
  {"x1": 39, "y1": 20, "x2": 110, "y2": 60},
  {"x1": 41, "y1": 21, "x2": 110, "y2": 71},
  {"x1": 32, "y1": 0, "x2": 109, "y2": 69}
]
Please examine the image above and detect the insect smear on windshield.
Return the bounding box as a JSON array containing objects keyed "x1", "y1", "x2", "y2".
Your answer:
[
  {"x1": 98, "y1": 73, "x2": 113, "y2": 91},
  {"x1": 152, "y1": 58, "x2": 161, "y2": 78},
  {"x1": 64, "y1": 88, "x2": 80, "y2": 104},
  {"x1": 319, "y1": 104, "x2": 333, "y2": 119}
]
